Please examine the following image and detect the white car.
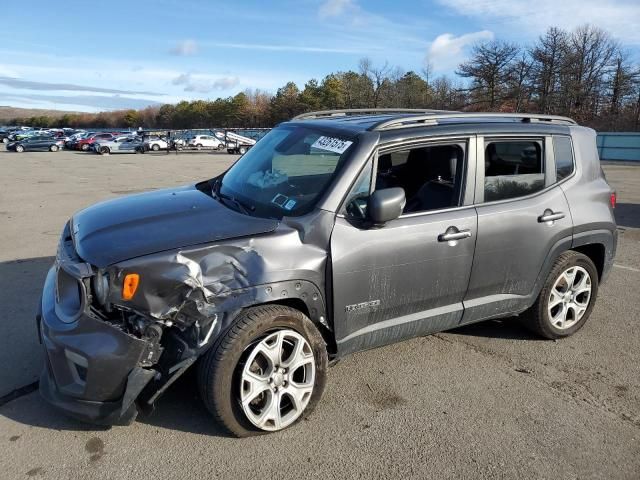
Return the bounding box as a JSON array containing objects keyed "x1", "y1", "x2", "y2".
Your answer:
[
  {"x1": 143, "y1": 136, "x2": 169, "y2": 151},
  {"x1": 188, "y1": 134, "x2": 224, "y2": 150}
]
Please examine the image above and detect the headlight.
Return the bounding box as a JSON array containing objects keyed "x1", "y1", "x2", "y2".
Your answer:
[{"x1": 91, "y1": 271, "x2": 110, "y2": 305}]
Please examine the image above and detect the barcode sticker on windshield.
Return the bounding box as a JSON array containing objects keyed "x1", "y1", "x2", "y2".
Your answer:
[{"x1": 311, "y1": 136, "x2": 353, "y2": 154}]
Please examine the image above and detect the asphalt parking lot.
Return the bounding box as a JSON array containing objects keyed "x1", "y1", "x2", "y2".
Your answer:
[{"x1": 0, "y1": 148, "x2": 639, "y2": 479}]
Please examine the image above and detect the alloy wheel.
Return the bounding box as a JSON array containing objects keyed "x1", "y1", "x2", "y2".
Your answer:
[
  {"x1": 239, "y1": 329, "x2": 315, "y2": 431},
  {"x1": 548, "y1": 266, "x2": 592, "y2": 330}
]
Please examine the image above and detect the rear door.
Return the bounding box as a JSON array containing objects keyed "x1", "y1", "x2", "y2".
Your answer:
[{"x1": 462, "y1": 135, "x2": 573, "y2": 323}]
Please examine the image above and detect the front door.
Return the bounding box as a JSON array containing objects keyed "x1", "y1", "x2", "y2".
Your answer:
[{"x1": 331, "y1": 138, "x2": 478, "y2": 356}]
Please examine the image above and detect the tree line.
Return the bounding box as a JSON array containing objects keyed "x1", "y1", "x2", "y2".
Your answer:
[{"x1": 10, "y1": 25, "x2": 640, "y2": 131}]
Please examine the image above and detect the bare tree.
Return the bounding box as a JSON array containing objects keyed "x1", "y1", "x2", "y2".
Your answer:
[
  {"x1": 457, "y1": 40, "x2": 520, "y2": 109},
  {"x1": 530, "y1": 27, "x2": 568, "y2": 113}
]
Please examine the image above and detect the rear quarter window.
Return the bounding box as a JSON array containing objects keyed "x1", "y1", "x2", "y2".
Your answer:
[{"x1": 553, "y1": 136, "x2": 575, "y2": 181}]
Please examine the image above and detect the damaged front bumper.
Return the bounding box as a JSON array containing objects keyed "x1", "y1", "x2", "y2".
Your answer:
[{"x1": 38, "y1": 267, "x2": 156, "y2": 425}]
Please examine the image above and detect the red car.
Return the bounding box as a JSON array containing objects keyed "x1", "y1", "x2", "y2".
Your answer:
[{"x1": 76, "y1": 133, "x2": 118, "y2": 151}]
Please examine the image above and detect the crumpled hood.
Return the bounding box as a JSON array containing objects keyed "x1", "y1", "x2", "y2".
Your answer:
[{"x1": 72, "y1": 184, "x2": 279, "y2": 267}]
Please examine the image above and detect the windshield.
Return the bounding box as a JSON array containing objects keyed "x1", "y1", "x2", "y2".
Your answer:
[{"x1": 219, "y1": 125, "x2": 356, "y2": 218}]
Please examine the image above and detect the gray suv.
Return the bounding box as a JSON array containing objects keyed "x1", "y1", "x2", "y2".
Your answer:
[{"x1": 38, "y1": 109, "x2": 617, "y2": 436}]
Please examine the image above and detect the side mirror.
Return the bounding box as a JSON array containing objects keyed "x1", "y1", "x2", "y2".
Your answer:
[{"x1": 367, "y1": 188, "x2": 406, "y2": 225}]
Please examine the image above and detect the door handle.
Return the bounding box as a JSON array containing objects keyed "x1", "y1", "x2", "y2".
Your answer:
[
  {"x1": 538, "y1": 210, "x2": 565, "y2": 223},
  {"x1": 438, "y1": 228, "x2": 472, "y2": 242}
]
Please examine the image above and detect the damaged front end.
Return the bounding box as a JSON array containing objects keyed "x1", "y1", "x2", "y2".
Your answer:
[
  {"x1": 38, "y1": 221, "x2": 236, "y2": 425},
  {"x1": 38, "y1": 210, "x2": 330, "y2": 425}
]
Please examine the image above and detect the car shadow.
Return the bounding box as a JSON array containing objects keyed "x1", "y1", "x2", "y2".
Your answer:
[
  {"x1": 0, "y1": 256, "x2": 54, "y2": 398},
  {"x1": 135, "y1": 368, "x2": 232, "y2": 437},
  {"x1": 447, "y1": 317, "x2": 543, "y2": 341},
  {"x1": 614, "y1": 203, "x2": 640, "y2": 229}
]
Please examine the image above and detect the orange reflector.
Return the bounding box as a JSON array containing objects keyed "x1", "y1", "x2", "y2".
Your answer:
[{"x1": 122, "y1": 273, "x2": 140, "y2": 300}]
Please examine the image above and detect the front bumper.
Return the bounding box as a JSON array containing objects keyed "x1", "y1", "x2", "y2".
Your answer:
[{"x1": 38, "y1": 266, "x2": 155, "y2": 425}]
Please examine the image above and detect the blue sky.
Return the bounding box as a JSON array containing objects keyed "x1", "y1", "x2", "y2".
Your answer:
[{"x1": 0, "y1": 0, "x2": 638, "y2": 112}]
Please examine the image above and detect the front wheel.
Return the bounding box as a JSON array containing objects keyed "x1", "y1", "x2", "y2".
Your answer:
[
  {"x1": 523, "y1": 251, "x2": 598, "y2": 339},
  {"x1": 50, "y1": 145, "x2": 58, "y2": 152},
  {"x1": 198, "y1": 305, "x2": 328, "y2": 437},
  {"x1": 15, "y1": 144, "x2": 24, "y2": 153},
  {"x1": 151, "y1": 144, "x2": 160, "y2": 151},
  {"x1": 239, "y1": 146, "x2": 247, "y2": 155}
]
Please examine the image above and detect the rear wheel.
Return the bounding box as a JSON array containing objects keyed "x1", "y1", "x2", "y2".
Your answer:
[
  {"x1": 523, "y1": 251, "x2": 598, "y2": 339},
  {"x1": 198, "y1": 305, "x2": 328, "y2": 437},
  {"x1": 49, "y1": 145, "x2": 58, "y2": 152},
  {"x1": 217, "y1": 143, "x2": 225, "y2": 151},
  {"x1": 81, "y1": 144, "x2": 89, "y2": 151},
  {"x1": 100, "y1": 146, "x2": 110, "y2": 155},
  {"x1": 15, "y1": 145, "x2": 24, "y2": 152},
  {"x1": 196, "y1": 143, "x2": 203, "y2": 150},
  {"x1": 239, "y1": 146, "x2": 247, "y2": 155},
  {"x1": 2, "y1": 138, "x2": 8, "y2": 144},
  {"x1": 151, "y1": 144, "x2": 160, "y2": 151}
]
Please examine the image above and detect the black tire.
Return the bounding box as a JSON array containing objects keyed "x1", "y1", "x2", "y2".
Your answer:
[
  {"x1": 49, "y1": 145, "x2": 58, "y2": 152},
  {"x1": 2, "y1": 138, "x2": 8, "y2": 144},
  {"x1": 100, "y1": 147, "x2": 110, "y2": 155},
  {"x1": 217, "y1": 143, "x2": 225, "y2": 151},
  {"x1": 151, "y1": 144, "x2": 160, "y2": 151},
  {"x1": 196, "y1": 144, "x2": 203, "y2": 150},
  {"x1": 81, "y1": 144, "x2": 89, "y2": 151},
  {"x1": 198, "y1": 305, "x2": 328, "y2": 437},
  {"x1": 239, "y1": 147, "x2": 247, "y2": 155},
  {"x1": 15, "y1": 145, "x2": 24, "y2": 153},
  {"x1": 523, "y1": 251, "x2": 599, "y2": 339}
]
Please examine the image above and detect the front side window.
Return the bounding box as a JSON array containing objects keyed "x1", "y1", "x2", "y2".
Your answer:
[
  {"x1": 220, "y1": 125, "x2": 356, "y2": 218},
  {"x1": 376, "y1": 143, "x2": 466, "y2": 214},
  {"x1": 554, "y1": 136, "x2": 574, "y2": 181},
  {"x1": 484, "y1": 140, "x2": 544, "y2": 202}
]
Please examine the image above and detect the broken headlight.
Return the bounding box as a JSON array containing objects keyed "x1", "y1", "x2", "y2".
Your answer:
[{"x1": 91, "y1": 271, "x2": 110, "y2": 305}]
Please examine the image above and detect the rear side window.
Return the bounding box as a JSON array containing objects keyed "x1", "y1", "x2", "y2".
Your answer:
[
  {"x1": 554, "y1": 136, "x2": 574, "y2": 181},
  {"x1": 484, "y1": 140, "x2": 544, "y2": 202}
]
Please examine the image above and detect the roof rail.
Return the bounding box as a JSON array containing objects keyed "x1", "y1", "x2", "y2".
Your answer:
[
  {"x1": 292, "y1": 108, "x2": 455, "y2": 120},
  {"x1": 372, "y1": 112, "x2": 577, "y2": 130}
]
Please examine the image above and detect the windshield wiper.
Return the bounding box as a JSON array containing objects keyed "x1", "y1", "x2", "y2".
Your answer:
[{"x1": 211, "y1": 178, "x2": 255, "y2": 215}]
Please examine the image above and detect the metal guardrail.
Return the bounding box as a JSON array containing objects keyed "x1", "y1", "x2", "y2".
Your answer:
[{"x1": 597, "y1": 132, "x2": 640, "y2": 162}]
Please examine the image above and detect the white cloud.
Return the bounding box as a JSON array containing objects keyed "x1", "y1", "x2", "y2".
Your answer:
[
  {"x1": 318, "y1": 0, "x2": 355, "y2": 18},
  {"x1": 172, "y1": 73, "x2": 240, "y2": 93},
  {"x1": 438, "y1": 0, "x2": 640, "y2": 44},
  {"x1": 169, "y1": 39, "x2": 199, "y2": 56},
  {"x1": 427, "y1": 30, "x2": 494, "y2": 71}
]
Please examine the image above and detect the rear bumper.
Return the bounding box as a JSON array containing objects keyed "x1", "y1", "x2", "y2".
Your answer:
[{"x1": 38, "y1": 266, "x2": 154, "y2": 425}]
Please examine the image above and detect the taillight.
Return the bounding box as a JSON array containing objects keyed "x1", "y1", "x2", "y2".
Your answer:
[{"x1": 610, "y1": 192, "x2": 616, "y2": 209}]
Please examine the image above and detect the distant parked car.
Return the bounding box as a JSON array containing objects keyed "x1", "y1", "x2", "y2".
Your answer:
[
  {"x1": 188, "y1": 134, "x2": 224, "y2": 150},
  {"x1": 95, "y1": 137, "x2": 143, "y2": 154},
  {"x1": 76, "y1": 133, "x2": 117, "y2": 151},
  {"x1": 143, "y1": 135, "x2": 169, "y2": 151},
  {"x1": 7, "y1": 135, "x2": 62, "y2": 152}
]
